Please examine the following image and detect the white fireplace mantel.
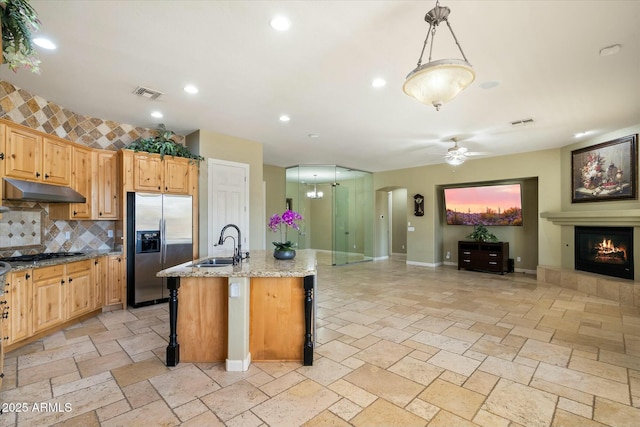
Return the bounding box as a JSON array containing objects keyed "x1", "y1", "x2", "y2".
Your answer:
[{"x1": 540, "y1": 210, "x2": 640, "y2": 226}]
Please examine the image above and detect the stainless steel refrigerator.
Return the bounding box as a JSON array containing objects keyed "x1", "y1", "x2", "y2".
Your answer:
[{"x1": 126, "y1": 192, "x2": 193, "y2": 307}]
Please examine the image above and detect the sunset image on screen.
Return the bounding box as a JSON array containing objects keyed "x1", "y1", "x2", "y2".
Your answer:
[{"x1": 444, "y1": 184, "x2": 523, "y2": 226}]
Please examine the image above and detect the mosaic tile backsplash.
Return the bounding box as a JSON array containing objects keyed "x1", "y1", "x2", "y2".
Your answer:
[{"x1": 0, "y1": 80, "x2": 175, "y2": 256}]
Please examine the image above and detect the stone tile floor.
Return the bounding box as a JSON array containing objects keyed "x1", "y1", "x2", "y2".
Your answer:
[{"x1": 1, "y1": 257, "x2": 640, "y2": 426}]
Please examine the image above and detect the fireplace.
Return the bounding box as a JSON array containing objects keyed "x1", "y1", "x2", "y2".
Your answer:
[{"x1": 575, "y1": 226, "x2": 633, "y2": 280}]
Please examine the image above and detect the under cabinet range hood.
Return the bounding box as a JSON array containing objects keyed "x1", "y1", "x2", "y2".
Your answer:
[{"x1": 3, "y1": 178, "x2": 86, "y2": 203}]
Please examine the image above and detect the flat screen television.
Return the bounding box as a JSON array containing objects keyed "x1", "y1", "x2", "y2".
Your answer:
[{"x1": 444, "y1": 183, "x2": 523, "y2": 226}]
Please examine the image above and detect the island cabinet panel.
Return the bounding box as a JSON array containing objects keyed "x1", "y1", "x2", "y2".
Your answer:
[
  {"x1": 250, "y1": 277, "x2": 305, "y2": 362},
  {"x1": 177, "y1": 277, "x2": 228, "y2": 362}
]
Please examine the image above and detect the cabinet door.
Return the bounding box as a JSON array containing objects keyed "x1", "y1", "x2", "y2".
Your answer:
[
  {"x1": 66, "y1": 260, "x2": 93, "y2": 319},
  {"x1": 133, "y1": 153, "x2": 163, "y2": 192},
  {"x1": 7, "y1": 271, "x2": 32, "y2": 344},
  {"x1": 92, "y1": 257, "x2": 106, "y2": 310},
  {"x1": 96, "y1": 151, "x2": 119, "y2": 218},
  {"x1": 70, "y1": 146, "x2": 92, "y2": 219},
  {"x1": 42, "y1": 137, "x2": 71, "y2": 185},
  {"x1": 164, "y1": 157, "x2": 190, "y2": 194},
  {"x1": 1, "y1": 279, "x2": 12, "y2": 345},
  {"x1": 4, "y1": 124, "x2": 42, "y2": 180},
  {"x1": 33, "y1": 265, "x2": 65, "y2": 332},
  {"x1": 105, "y1": 255, "x2": 124, "y2": 306}
]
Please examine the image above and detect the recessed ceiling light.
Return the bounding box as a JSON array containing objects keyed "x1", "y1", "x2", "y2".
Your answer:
[
  {"x1": 151, "y1": 111, "x2": 163, "y2": 118},
  {"x1": 574, "y1": 131, "x2": 591, "y2": 138},
  {"x1": 33, "y1": 38, "x2": 56, "y2": 50},
  {"x1": 599, "y1": 44, "x2": 621, "y2": 57},
  {"x1": 371, "y1": 78, "x2": 386, "y2": 88},
  {"x1": 184, "y1": 85, "x2": 198, "y2": 94},
  {"x1": 270, "y1": 16, "x2": 291, "y2": 31},
  {"x1": 279, "y1": 115, "x2": 290, "y2": 122},
  {"x1": 308, "y1": 133, "x2": 319, "y2": 138}
]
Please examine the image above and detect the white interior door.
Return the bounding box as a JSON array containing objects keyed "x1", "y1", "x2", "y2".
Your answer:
[{"x1": 208, "y1": 159, "x2": 250, "y2": 256}]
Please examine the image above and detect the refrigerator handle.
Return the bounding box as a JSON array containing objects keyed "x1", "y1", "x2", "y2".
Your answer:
[{"x1": 161, "y1": 218, "x2": 167, "y2": 265}]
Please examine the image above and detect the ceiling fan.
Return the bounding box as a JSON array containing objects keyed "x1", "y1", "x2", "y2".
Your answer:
[{"x1": 444, "y1": 138, "x2": 485, "y2": 166}]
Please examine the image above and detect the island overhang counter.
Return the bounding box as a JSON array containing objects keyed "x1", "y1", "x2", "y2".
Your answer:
[{"x1": 156, "y1": 249, "x2": 317, "y2": 371}]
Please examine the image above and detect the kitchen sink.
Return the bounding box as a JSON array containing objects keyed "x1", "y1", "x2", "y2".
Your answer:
[{"x1": 189, "y1": 257, "x2": 234, "y2": 267}]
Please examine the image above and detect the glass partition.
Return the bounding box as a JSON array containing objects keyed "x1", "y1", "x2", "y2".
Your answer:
[{"x1": 286, "y1": 165, "x2": 373, "y2": 266}]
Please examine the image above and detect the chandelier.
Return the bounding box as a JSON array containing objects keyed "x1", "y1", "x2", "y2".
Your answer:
[
  {"x1": 306, "y1": 175, "x2": 324, "y2": 199},
  {"x1": 402, "y1": 0, "x2": 475, "y2": 111}
]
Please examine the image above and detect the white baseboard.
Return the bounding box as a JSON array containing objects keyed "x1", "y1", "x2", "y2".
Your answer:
[{"x1": 226, "y1": 353, "x2": 252, "y2": 372}]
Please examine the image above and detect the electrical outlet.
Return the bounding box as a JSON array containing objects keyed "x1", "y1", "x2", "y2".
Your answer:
[
  {"x1": 402, "y1": 245, "x2": 405, "y2": 249},
  {"x1": 108, "y1": 230, "x2": 114, "y2": 238},
  {"x1": 446, "y1": 251, "x2": 451, "y2": 259},
  {"x1": 517, "y1": 256, "x2": 521, "y2": 262},
  {"x1": 65, "y1": 231, "x2": 70, "y2": 239}
]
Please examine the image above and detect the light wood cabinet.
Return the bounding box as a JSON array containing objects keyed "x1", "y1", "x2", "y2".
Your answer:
[
  {"x1": 66, "y1": 260, "x2": 93, "y2": 319},
  {"x1": 33, "y1": 265, "x2": 66, "y2": 333},
  {"x1": 122, "y1": 150, "x2": 193, "y2": 195},
  {"x1": 50, "y1": 145, "x2": 92, "y2": 220},
  {"x1": 105, "y1": 255, "x2": 124, "y2": 307},
  {"x1": 4, "y1": 271, "x2": 33, "y2": 345},
  {"x1": 94, "y1": 150, "x2": 119, "y2": 218},
  {"x1": 93, "y1": 257, "x2": 106, "y2": 310},
  {"x1": 2, "y1": 122, "x2": 71, "y2": 185},
  {"x1": 164, "y1": 157, "x2": 190, "y2": 194},
  {"x1": 42, "y1": 137, "x2": 72, "y2": 185}
]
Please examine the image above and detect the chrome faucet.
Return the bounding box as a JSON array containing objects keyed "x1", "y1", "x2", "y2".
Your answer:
[{"x1": 218, "y1": 224, "x2": 242, "y2": 265}]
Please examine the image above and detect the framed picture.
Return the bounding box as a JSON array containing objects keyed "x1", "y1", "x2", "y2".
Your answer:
[{"x1": 571, "y1": 134, "x2": 638, "y2": 203}]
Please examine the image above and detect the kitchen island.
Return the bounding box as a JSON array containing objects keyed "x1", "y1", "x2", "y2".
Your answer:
[{"x1": 156, "y1": 249, "x2": 316, "y2": 370}]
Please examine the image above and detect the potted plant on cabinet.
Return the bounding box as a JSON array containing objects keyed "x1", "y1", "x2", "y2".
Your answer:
[
  {"x1": 467, "y1": 224, "x2": 498, "y2": 243},
  {"x1": 1, "y1": 0, "x2": 41, "y2": 73},
  {"x1": 126, "y1": 124, "x2": 204, "y2": 163}
]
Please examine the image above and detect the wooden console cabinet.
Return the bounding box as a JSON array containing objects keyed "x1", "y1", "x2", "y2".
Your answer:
[{"x1": 458, "y1": 241, "x2": 510, "y2": 274}]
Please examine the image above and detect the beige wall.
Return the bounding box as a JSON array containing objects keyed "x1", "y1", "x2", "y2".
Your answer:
[
  {"x1": 374, "y1": 148, "x2": 562, "y2": 267},
  {"x1": 392, "y1": 188, "x2": 408, "y2": 254},
  {"x1": 186, "y1": 130, "x2": 264, "y2": 254}
]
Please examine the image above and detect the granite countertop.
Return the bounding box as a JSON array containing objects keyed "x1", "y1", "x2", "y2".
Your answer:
[
  {"x1": 156, "y1": 249, "x2": 317, "y2": 278},
  {"x1": 2, "y1": 249, "x2": 123, "y2": 273}
]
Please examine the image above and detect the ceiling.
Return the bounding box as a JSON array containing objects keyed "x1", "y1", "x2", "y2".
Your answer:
[{"x1": 2, "y1": 1, "x2": 639, "y2": 174}]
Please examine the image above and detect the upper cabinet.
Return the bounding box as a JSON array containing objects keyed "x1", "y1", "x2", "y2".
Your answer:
[
  {"x1": 93, "y1": 150, "x2": 119, "y2": 219},
  {"x1": 2, "y1": 122, "x2": 71, "y2": 185},
  {"x1": 121, "y1": 149, "x2": 196, "y2": 195}
]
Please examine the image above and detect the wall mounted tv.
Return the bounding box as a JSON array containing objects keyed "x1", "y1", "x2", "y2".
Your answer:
[{"x1": 444, "y1": 183, "x2": 523, "y2": 226}]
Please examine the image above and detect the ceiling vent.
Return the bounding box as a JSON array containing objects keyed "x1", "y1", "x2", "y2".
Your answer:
[
  {"x1": 132, "y1": 86, "x2": 164, "y2": 100},
  {"x1": 511, "y1": 118, "x2": 534, "y2": 127}
]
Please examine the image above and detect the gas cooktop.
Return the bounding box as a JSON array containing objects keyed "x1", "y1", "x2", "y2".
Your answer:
[{"x1": 0, "y1": 252, "x2": 85, "y2": 263}]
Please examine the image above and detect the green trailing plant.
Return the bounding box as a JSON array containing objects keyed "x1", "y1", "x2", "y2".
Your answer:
[
  {"x1": 1, "y1": 0, "x2": 41, "y2": 73},
  {"x1": 467, "y1": 224, "x2": 498, "y2": 242},
  {"x1": 127, "y1": 124, "x2": 204, "y2": 162}
]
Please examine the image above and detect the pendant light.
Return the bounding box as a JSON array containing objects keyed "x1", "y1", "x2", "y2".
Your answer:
[
  {"x1": 402, "y1": 0, "x2": 475, "y2": 111},
  {"x1": 306, "y1": 175, "x2": 323, "y2": 199}
]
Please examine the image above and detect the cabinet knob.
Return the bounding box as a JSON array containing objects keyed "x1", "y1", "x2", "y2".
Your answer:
[
  {"x1": 0, "y1": 300, "x2": 6, "y2": 305},
  {"x1": 0, "y1": 152, "x2": 4, "y2": 160},
  {"x1": 73, "y1": 211, "x2": 77, "y2": 215},
  {"x1": 0, "y1": 373, "x2": 4, "y2": 378},
  {"x1": 95, "y1": 260, "x2": 98, "y2": 265},
  {"x1": 68, "y1": 277, "x2": 73, "y2": 282},
  {"x1": 36, "y1": 172, "x2": 41, "y2": 178},
  {"x1": 45, "y1": 173, "x2": 50, "y2": 179},
  {"x1": 99, "y1": 212, "x2": 103, "y2": 216},
  {"x1": 25, "y1": 273, "x2": 30, "y2": 280}
]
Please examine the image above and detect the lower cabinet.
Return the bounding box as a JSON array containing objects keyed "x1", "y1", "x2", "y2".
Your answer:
[
  {"x1": 105, "y1": 255, "x2": 124, "y2": 307},
  {"x1": 33, "y1": 264, "x2": 66, "y2": 333},
  {"x1": 4, "y1": 255, "x2": 122, "y2": 350}
]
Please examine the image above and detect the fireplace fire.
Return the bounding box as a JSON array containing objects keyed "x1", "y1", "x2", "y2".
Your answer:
[{"x1": 575, "y1": 226, "x2": 633, "y2": 280}]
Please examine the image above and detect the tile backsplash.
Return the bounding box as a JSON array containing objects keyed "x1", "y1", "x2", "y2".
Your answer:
[{"x1": 0, "y1": 80, "x2": 178, "y2": 256}]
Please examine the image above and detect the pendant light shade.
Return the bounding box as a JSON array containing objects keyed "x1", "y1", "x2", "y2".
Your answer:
[{"x1": 403, "y1": 1, "x2": 475, "y2": 110}]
